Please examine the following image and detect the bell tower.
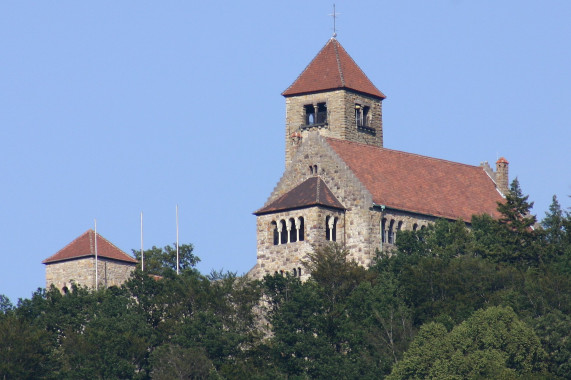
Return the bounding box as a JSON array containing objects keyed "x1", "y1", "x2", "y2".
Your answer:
[{"x1": 282, "y1": 38, "x2": 386, "y2": 167}]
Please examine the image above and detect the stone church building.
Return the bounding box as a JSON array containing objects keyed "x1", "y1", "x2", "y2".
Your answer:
[
  {"x1": 249, "y1": 38, "x2": 508, "y2": 280},
  {"x1": 43, "y1": 229, "x2": 137, "y2": 292}
]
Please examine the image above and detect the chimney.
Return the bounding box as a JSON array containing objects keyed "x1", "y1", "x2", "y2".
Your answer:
[{"x1": 495, "y1": 157, "x2": 509, "y2": 195}]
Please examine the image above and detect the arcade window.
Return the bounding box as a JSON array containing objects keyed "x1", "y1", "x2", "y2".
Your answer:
[{"x1": 304, "y1": 103, "x2": 327, "y2": 127}]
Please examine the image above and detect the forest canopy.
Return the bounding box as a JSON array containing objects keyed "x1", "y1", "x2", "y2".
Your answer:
[{"x1": 1, "y1": 183, "x2": 570, "y2": 379}]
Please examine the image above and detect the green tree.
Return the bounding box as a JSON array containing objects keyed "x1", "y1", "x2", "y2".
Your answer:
[
  {"x1": 263, "y1": 244, "x2": 380, "y2": 378},
  {"x1": 424, "y1": 219, "x2": 473, "y2": 260},
  {"x1": 529, "y1": 310, "x2": 571, "y2": 378},
  {"x1": 150, "y1": 344, "x2": 214, "y2": 380},
  {"x1": 495, "y1": 178, "x2": 540, "y2": 265},
  {"x1": 346, "y1": 274, "x2": 414, "y2": 376},
  {"x1": 0, "y1": 314, "x2": 55, "y2": 379},
  {"x1": 389, "y1": 306, "x2": 548, "y2": 379},
  {"x1": 386, "y1": 321, "x2": 451, "y2": 380},
  {"x1": 540, "y1": 195, "x2": 571, "y2": 271},
  {"x1": 57, "y1": 287, "x2": 150, "y2": 379},
  {"x1": 133, "y1": 243, "x2": 199, "y2": 276},
  {"x1": 265, "y1": 273, "x2": 349, "y2": 378},
  {"x1": 542, "y1": 195, "x2": 565, "y2": 245},
  {"x1": 497, "y1": 178, "x2": 536, "y2": 233},
  {"x1": 125, "y1": 265, "x2": 262, "y2": 378},
  {"x1": 0, "y1": 294, "x2": 12, "y2": 315},
  {"x1": 303, "y1": 243, "x2": 369, "y2": 308},
  {"x1": 471, "y1": 213, "x2": 506, "y2": 259}
]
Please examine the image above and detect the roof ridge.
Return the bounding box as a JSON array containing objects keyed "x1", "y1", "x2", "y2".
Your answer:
[
  {"x1": 333, "y1": 40, "x2": 345, "y2": 87},
  {"x1": 335, "y1": 40, "x2": 383, "y2": 96},
  {"x1": 281, "y1": 39, "x2": 332, "y2": 96},
  {"x1": 95, "y1": 232, "x2": 135, "y2": 261},
  {"x1": 89, "y1": 229, "x2": 94, "y2": 255},
  {"x1": 42, "y1": 229, "x2": 92, "y2": 263},
  {"x1": 325, "y1": 137, "x2": 482, "y2": 170}
]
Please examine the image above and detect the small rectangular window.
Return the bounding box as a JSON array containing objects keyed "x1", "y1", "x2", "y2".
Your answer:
[
  {"x1": 304, "y1": 105, "x2": 315, "y2": 125},
  {"x1": 316, "y1": 103, "x2": 327, "y2": 124},
  {"x1": 356, "y1": 104, "x2": 375, "y2": 134}
]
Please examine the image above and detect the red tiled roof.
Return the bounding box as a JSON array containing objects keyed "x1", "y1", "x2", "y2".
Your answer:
[
  {"x1": 255, "y1": 177, "x2": 345, "y2": 215},
  {"x1": 326, "y1": 138, "x2": 504, "y2": 222},
  {"x1": 497, "y1": 157, "x2": 509, "y2": 164},
  {"x1": 42, "y1": 229, "x2": 138, "y2": 264},
  {"x1": 282, "y1": 38, "x2": 386, "y2": 99}
]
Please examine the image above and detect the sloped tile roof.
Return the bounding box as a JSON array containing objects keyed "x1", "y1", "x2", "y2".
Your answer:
[
  {"x1": 326, "y1": 138, "x2": 503, "y2": 222},
  {"x1": 42, "y1": 229, "x2": 138, "y2": 264},
  {"x1": 255, "y1": 176, "x2": 345, "y2": 215},
  {"x1": 282, "y1": 38, "x2": 386, "y2": 99}
]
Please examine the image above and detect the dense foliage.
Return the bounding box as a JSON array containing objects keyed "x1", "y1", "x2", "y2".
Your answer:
[{"x1": 1, "y1": 182, "x2": 570, "y2": 379}]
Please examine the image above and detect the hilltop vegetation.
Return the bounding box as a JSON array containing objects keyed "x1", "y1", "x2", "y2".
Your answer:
[{"x1": 1, "y1": 181, "x2": 570, "y2": 379}]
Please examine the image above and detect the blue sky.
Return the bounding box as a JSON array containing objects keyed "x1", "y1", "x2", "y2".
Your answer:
[{"x1": 1, "y1": 1, "x2": 570, "y2": 303}]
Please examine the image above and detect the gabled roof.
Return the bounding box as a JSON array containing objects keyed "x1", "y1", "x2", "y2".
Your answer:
[
  {"x1": 326, "y1": 138, "x2": 504, "y2": 222},
  {"x1": 255, "y1": 176, "x2": 345, "y2": 215},
  {"x1": 282, "y1": 38, "x2": 386, "y2": 99},
  {"x1": 43, "y1": 229, "x2": 138, "y2": 265}
]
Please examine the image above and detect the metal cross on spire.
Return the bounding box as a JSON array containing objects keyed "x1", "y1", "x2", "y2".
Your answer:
[{"x1": 329, "y1": 4, "x2": 340, "y2": 38}]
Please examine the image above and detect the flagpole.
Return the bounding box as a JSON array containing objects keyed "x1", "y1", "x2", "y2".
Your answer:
[
  {"x1": 94, "y1": 219, "x2": 98, "y2": 291},
  {"x1": 176, "y1": 204, "x2": 180, "y2": 275},
  {"x1": 140, "y1": 211, "x2": 144, "y2": 272}
]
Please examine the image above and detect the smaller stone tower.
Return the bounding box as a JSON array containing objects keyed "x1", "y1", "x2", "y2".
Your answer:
[
  {"x1": 282, "y1": 38, "x2": 386, "y2": 168},
  {"x1": 43, "y1": 229, "x2": 137, "y2": 292},
  {"x1": 496, "y1": 157, "x2": 510, "y2": 195}
]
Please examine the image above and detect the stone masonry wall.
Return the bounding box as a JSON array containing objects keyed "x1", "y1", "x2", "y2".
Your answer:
[
  {"x1": 255, "y1": 132, "x2": 441, "y2": 276},
  {"x1": 254, "y1": 207, "x2": 345, "y2": 280},
  {"x1": 45, "y1": 257, "x2": 135, "y2": 291},
  {"x1": 257, "y1": 132, "x2": 377, "y2": 272},
  {"x1": 284, "y1": 90, "x2": 383, "y2": 167},
  {"x1": 340, "y1": 91, "x2": 383, "y2": 147},
  {"x1": 371, "y1": 208, "x2": 436, "y2": 254}
]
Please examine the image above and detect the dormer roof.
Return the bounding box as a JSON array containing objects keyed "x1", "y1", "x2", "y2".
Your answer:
[
  {"x1": 254, "y1": 176, "x2": 345, "y2": 215},
  {"x1": 282, "y1": 38, "x2": 386, "y2": 99},
  {"x1": 42, "y1": 229, "x2": 137, "y2": 265}
]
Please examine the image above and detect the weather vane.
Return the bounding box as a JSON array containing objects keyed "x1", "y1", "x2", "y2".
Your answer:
[{"x1": 329, "y1": 4, "x2": 340, "y2": 38}]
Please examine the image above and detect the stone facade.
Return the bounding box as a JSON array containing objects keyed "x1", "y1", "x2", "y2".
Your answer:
[
  {"x1": 252, "y1": 132, "x2": 436, "y2": 279},
  {"x1": 252, "y1": 38, "x2": 507, "y2": 280},
  {"x1": 43, "y1": 229, "x2": 138, "y2": 292},
  {"x1": 45, "y1": 257, "x2": 135, "y2": 292},
  {"x1": 253, "y1": 206, "x2": 345, "y2": 280},
  {"x1": 285, "y1": 90, "x2": 383, "y2": 168}
]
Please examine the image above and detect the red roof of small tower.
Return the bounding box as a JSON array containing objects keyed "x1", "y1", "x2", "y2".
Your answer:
[
  {"x1": 255, "y1": 177, "x2": 345, "y2": 215},
  {"x1": 282, "y1": 38, "x2": 386, "y2": 99},
  {"x1": 42, "y1": 229, "x2": 138, "y2": 264},
  {"x1": 496, "y1": 157, "x2": 509, "y2": 164}
]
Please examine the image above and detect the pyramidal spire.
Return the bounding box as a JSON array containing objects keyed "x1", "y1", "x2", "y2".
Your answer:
[{"x1": 282, "y1": 39, "x2": 385, "y2": 99}]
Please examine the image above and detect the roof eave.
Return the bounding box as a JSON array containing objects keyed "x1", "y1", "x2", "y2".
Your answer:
[
  {"x1": 282, "y1": 86, "x2": 386, "y2": 100},
  {"x1": 43, "y1": 254, "x2": 138, "y2": 265},
  {"x1": 372, "y1": 203, "x2": 490, "y2": 224},
  {"x1": 254, "y1": 203, "x2": 346, "y2": 216}
]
